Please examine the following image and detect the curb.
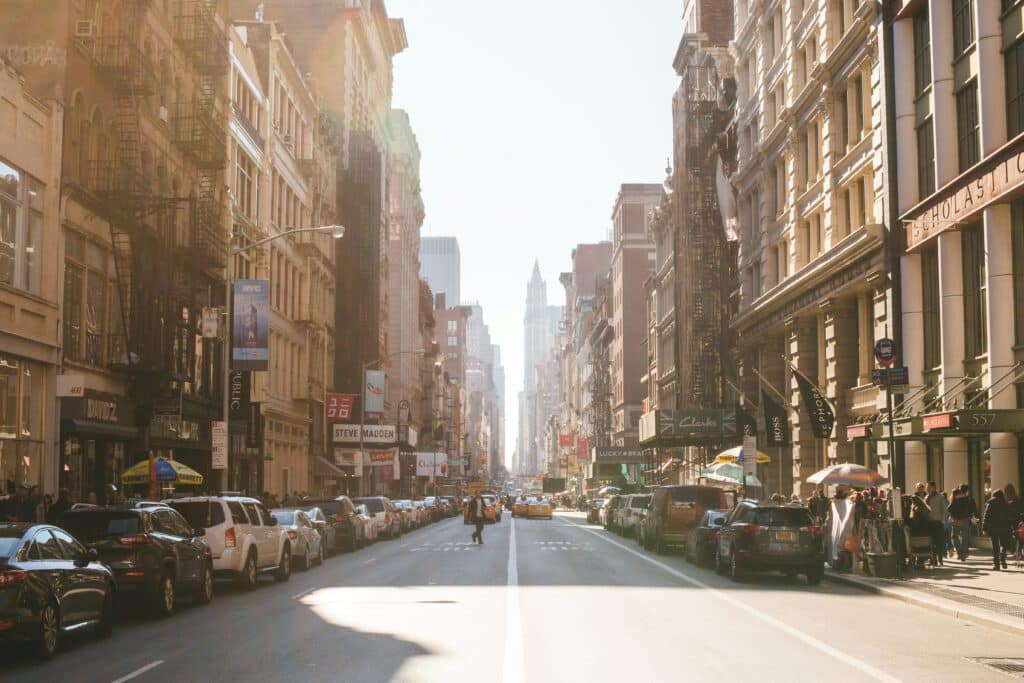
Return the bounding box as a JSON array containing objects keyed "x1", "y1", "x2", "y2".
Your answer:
[{"x1": 825, "y1": 571, "x2": 1024, "y2": 637}]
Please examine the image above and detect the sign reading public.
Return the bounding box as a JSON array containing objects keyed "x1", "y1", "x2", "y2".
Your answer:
[{"x1": 232, "y1": 280, "x2": 269, "y2": 371}]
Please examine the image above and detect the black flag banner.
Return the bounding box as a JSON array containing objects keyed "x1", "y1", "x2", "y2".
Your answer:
[
  {"x1": 794, "y1": 371, "x2": 835, "y2": 438},
  {"x1": 735, "y1": 401, "x2": 757, "y2": 438},
  {"x1": 761, "y1": 390, "x2": 790, "y2": 447}
]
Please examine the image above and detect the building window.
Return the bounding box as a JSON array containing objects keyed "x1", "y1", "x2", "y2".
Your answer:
[
  {"x1": 956, "y1": 81, "x2": 980, "y2": 172},
  {"x1": 1006, "y1": 38, "x2": 1024, "y2": 138},
  {"x1": 0, "y1": 158, "x2": 43, "y2": 294},
  {"x1": 447, "y1": 336, "x2": 457, "y2": 347},
  {"x1": 922, "y1": 249, "x2": 941, "y2": 369},
  {"x1": 952, "y1": 0, "x2": 975, "y2": 59},
  {"x1": 916, "y1": 118, "x2": 936, "y2": 198},
  {"x1": 234, "y1": 150, "x2": 258, "y2": 220},
  {"x1": 837, "y1": 89, "x2": 849, "y2": 151},
  {"x1": 913, "y1": 10, "x2": 931, "y2": 96},
  {"x1": 0, "y1": 354, "x2": 44, "y2": 489},
  {"x1": 62, "y1": 233, "x2": 122, "y2": 366},
  {"x1": 1012, "y1": 199, "x2": 1024, "y2": 345},
  {"x1": 447, "y1": 319, "x2": 457, "y2": 333},
  {"x1": 962, "y1": 224, "x2": 988, "y2": 358}
]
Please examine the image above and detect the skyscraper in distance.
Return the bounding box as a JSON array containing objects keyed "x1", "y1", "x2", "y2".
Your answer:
[{"x1": 420, "y1": 236, "x2": 461, "y2": 305}]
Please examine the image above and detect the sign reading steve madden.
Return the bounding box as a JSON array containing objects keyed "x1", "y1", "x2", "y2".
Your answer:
[{"x1": 332, "y1": 424, "x2": 397, "y2": 444}]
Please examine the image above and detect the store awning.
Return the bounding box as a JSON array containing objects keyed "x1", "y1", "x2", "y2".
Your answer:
[
  {"x1": 313, "y1": 455, "x2": 345, "y2": 477},
  {"x1": 846, "y1": 409, "x2": 1024, "y2": 441},
  {"x1": 62, "y1": 419, "x2": 139, "y2": 439}
]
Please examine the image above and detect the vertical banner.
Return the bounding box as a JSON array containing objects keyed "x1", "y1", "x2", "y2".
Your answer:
[
  {"x1": 232, "y1": 280, "x2": 269, "y2": 371},
  {"x1": 211, "y1": 420, "x2": 228, "y2": 470},
  {"x1": 229, "y1": 371, "x2": 250, "y2": 421},
  {"x1": 364, "y1": 370, "x2": 386, "y2": 414},
  {"x1": 794, "y1": 371, "x2": 835, "y2": 438},
  {"x1": 761, "y1": 390, "x2": 791, "y2": 447},
  {"x1": 735, "y1": 401, "x2": 757, "y2": 438},
  {"x1": 740, "y1": 435, "x2": 758, "y2": 477}
]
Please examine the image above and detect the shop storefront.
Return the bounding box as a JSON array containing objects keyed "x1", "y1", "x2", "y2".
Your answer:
[
  {"x1": 637, "y1": 409, "x2": 739, "y2": 485},
  {"x1": 1, "y1": 354, "x2": 50, "y2": 493},
  {"x1": 59, "y1": 391, "x2": 136, "y2": 504},
  {"x1": 145, "y1": 412, "x2": 210, "y2": 495}
]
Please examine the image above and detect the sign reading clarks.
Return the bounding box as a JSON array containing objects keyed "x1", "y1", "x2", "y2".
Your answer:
[{"x1": 332, "y1": 424, "x2": 397, "y2": 444}]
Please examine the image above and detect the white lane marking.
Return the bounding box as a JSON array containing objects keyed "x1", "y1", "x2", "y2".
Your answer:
[
  {"x1": 364, "y1": 557, "x2": 377, "y2": 564},
  {"x1": 111, "y1": 660, "x2": 164, "y2": 683},
  {"x1": 503, "y1": 517, "x2": 524, "y2": 683},
  {"x1": 292, "y1": 587, "x2": 316, "y2": 600},
  {"x1": 571, "y1": 521, "x2": 900, "y2": 683}
]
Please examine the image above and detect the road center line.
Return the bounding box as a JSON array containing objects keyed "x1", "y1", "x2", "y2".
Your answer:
[
  {"x1": 110, "y1": 660, "x2": 164, "y2": 683},
  {"x1": 568, "y1": 519, "x2": 900, "y2": 683},
  {"x1": 503, "y1": 517, "x2": 524, "y2": 683}
]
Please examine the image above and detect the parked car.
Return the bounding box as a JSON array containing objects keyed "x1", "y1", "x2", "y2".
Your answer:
[
  {"x1": 617, "y1": 494, "x2": 651, "y2": 538},
  {"x1": 302, "y1": 497, "x2": 358, "y2": 554},
  {"x1": 439, "y1": 496, "x2": 459, "y2": 516},
  {"x1": 685, "y1": 509, "x2": 729, "y2": 566},
  {"x1": 391, "y1": 500, "x2": 418, "y2": 531},
  {"x1": 60, "y1": 505, "x2": 213, "y2": 617},
  {"x1": 600, "y1": 495, "x2": 625, "y2": 531},
  {"x1": 714, "y1": 502, "x2": 824, "y2": 585},
  {"x1": 353, "y1": 504, "x2": 377, "y2": 547},
  {"x1": 353, "y1": 497, "x2": 401, "y2": 539},
  {"x1": 301, "y1": 506, "x2": 337, "y2": 555},
  {"x1": 271, "y1": 509, "x2": 324, "y2": 570},
  {"x1": 643, "y1": 485, "x2": 728, "y2": 554},
  {"x1": 164, "y1": 496, "x2": 292, "y2": 588},
  {"x1": 586, "y1": 498, "x2": 605, "y2": 524},
  {"x1": 0, "y1": 523, "x2": 115, "y2": 659},
  {"x1": 422, "y1": 496, "x2": 443, "y2": 522}
]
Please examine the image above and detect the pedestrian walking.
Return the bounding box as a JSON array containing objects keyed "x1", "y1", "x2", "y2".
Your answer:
[
  {"x1": 1004, "y1": 484, "x2": 1024, "y2": 560},
  {"x1": 467, "y1": 492, "x2": 486, "y2": 545},
  {"x1": 982, "y1": 489, "x2": 1015, "y2": 570},
  {"x1": 948, "y1": 483, "x2": 978, "y2": 561},
  {"x1": 925, "y1": 482, "x2": 948, "y2": 566}
]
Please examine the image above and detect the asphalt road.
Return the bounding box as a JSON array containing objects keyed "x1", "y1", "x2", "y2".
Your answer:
[{"x1": 4, "y1": 512, "x2": 1024, "y2": 682}]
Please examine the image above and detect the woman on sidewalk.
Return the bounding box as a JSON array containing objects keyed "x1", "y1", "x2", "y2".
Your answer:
[{"x1": 982, "y1": 490, "x2": 1015, "y2": 570}]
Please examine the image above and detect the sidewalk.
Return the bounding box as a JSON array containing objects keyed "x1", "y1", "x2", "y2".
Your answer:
[{"x1": 826, "y1": 553, "x2": 1024, "y2": 635}]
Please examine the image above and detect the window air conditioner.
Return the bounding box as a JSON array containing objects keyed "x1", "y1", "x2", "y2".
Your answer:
[
  {"x1": 158, "y1": 105, "x2": 169, "y2": 122},
  {"x1": 75, "y1": 20, "x2": 95, "y2": 37}
]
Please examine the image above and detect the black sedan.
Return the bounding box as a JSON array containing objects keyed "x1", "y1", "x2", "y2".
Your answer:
[
  {"x1": 685, "y1": 509, "x2": 728, "y2": 567},
  {"x1": 0, "y1": 523, "x2": 115, "y2": 659}
]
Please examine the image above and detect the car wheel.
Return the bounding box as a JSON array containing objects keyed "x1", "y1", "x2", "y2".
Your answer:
[
  {"x1": 656, "y1": 531, "x2": 667, "y2": 556},
  {"x1": 238, "y1": 550, "x2": 258, "y2": 590},
  {"x1": 275, "y1": 545, "x2": 292, "y2": 582},
  {"x1": 36, "y1": 600, "x2": 59, "y2": 660},
  {"x1": 807, "y1": 563, "x2": 824, "y2": 586},
  {"x1": 729, "y1": 548, "x2": 743, "y2": 582},
  {"x1": 194, "y1": 562, "x2": 214, "y2": 605},
  {"x1": 97, "y1": 588, "x2": 115, "y2": 638},
  {"x1": 152, "y1": 571, "x2": 175, "y2": 617},
  {"x1": 316, "y1": 541, "x2": 325, "y2": 566}
]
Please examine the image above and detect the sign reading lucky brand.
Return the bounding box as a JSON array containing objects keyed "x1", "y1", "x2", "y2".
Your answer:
[{"x1": 332, "y1": 424, "x2": 397, "y2": 444}]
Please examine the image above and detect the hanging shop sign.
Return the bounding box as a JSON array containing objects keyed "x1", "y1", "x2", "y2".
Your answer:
[
  {"x1": 325, "y1": 393, "x2": 356, "y2": 422},
  {"x1": 415, "y1": 452, "x2": 446, "y2": 477},
  {"x1": 639, "y1": 409, "x2": 738, "y2": 445},
  {"x1": 364, "y1": 370, "x2": 386, "y2": 414},
  {"x1": 590, "y1": 447, "x2": 644, "y2": 464},
  {"x1": 229, "y1": 371, "x2": 250, "y2": 421},
  {"x1": 558, "y1": 434, "x2": 575, "y2": 447},
  {"x1": 232, "y1": 280, "x2": 269, "y2": 371},
  {"x1": 368, "y1": 448, "x2": 398, "y2": 466}
]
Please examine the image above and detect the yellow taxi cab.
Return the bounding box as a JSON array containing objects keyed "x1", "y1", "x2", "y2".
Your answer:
[
  {"x1": 512, "y1": 497, "x2": 529, "y2": 517},
  {"x1": 527, "y1": 497, "x2": 553, "y2": 520}
]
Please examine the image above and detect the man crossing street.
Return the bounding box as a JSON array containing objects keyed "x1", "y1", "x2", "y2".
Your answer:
[{"x1": 468, "y1": 492, "x2": 486, "y2": 544}]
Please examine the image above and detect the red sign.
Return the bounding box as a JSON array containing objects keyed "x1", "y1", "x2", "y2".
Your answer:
[
  {"x1": 576, "y1": 438, "x2": 590, "y2": 461},
  {"x1": 559, "y1": 434, "x2": 575, "y2": 447},
  {"x1": 922, "y1": 413, "x2": 956, "y2": 431},
  {"x1": 369, "y1": 448, "x2": 398, "y2": 464},
  {"x1": 846, "y1": 424, "x2": 871, "y2": 440},
  {"x1": 326, "y1": 393, "x2": 356, "y2": 422}
]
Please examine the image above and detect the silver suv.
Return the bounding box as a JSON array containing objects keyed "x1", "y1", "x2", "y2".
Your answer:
[{"x1": 165, "y1": 496, "x2": 293, "y2": 588}]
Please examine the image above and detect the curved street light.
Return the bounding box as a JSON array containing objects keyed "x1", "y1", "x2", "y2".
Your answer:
[{"x1": 218, "y1": 224, "x2": 346, "y2": 490}]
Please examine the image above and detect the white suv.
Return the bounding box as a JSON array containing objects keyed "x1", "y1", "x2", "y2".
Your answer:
[
  {"x1": 353, "y1": 497, "x2": 402, "y2": 539},
  {"x1": 165, "y1": 496, "x2": 293, "y2": 588}
]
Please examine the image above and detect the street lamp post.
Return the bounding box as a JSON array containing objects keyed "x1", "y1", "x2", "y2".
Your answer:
[{"x1": 219, "y1": 224, "x2": 345, "y2": 491}]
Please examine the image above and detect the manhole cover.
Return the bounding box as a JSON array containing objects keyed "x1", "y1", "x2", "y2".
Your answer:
[{"x1": 967, "y1": 658, "x2": 1024, "y2": 677}]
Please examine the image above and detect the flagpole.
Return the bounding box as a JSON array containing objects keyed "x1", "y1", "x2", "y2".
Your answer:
[{"x1": 753, "y1": 369, "x2": 796, "y2": 416}]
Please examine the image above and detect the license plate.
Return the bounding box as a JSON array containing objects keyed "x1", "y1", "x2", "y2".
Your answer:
[{"x1": 771, "y1": 530, "x2": 797, "y2": 543}]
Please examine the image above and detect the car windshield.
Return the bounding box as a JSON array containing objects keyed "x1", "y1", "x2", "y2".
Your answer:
[
  {"x1": 753, "y1": 509, "x2": 814, "y2": 527},
  {"x1": 593, "y1": 500, "x2": 605, "y2": 508},
  {"x1": 167, "y1": 501, "x2": 226, "y2": 529},
  {"x1": 355, "y1": 498, "x2": 385, "y2": 514},
  {"x1": 60, "y1": 511, "x2": 143, "y2": 540},
  {"x1": 0, "y1": 536, "x2": 22, "y2": 557},
  {"x1": 272, "y1": 510, "x2": 296, "y2": 525},
  {"x1": 631, "y1": 495, "x2": 651, "y2": 508}
]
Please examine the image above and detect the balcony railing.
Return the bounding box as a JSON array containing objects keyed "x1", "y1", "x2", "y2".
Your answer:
[
  {"x1": 231, "y1": 102, "x2": 264, "y2": 149},
  {"x1": 92, "y1": 38, "x2": 157, "y2": 95},
  {"x1": 192, "y1": 201, "x2": 227, "y2": 269},
  {"x1": 174, "y1": 102, "x2": 228, "y2": 169},
  {"x1": 82, "y1": 160, "x2": 151, "y2": 205}
]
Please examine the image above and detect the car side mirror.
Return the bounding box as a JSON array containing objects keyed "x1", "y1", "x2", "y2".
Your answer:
[
  {"x1": 193, "y1": 527, "x2": 205, "y2": 537},
  {"x1": 88, "y1": 547, "x2": 99, "y2": 561}
]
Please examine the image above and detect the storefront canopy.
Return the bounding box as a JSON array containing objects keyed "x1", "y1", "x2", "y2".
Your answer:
[
  {"x1": 639, "y1": 409, "x2": 737, "y2": 446},
  {"x1": 847, "y1": 409, "x2": 1024, "y2": 442},
  {"x1": 313, "y1": 455, "x2": 345, "y2": 477}
]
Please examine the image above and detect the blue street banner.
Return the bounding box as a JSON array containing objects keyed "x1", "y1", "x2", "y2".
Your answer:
[
  {"x1": 364, "y1": 369, "x2": 386, "y2": 414},
  {"x1": 232, "y1": 280, "x2": 269, "y2": 371}
]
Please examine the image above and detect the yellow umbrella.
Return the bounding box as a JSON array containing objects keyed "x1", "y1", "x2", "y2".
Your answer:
[
  {"x1": 714, "y1": 445, "x2": 771, "y2": 465},
  {"x1": 122, "y1": 456, "x2": 204, "y2": 486}
]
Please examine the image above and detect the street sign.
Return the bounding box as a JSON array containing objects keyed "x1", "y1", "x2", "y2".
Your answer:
[
  {"x1": 211, "y1": 421, "x2": 227, "y2": 470},
  {"x1": 871, "y1": 366, "x2": 909, "y2": 388},
  {"x1": 874, "y1": 338, "x2": 896, "y2": 367},
  {"x1": 740, "y1": 435, "x2": 757, "y2": 477}
]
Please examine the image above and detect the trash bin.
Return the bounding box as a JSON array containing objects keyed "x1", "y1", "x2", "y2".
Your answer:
[{"x1": 866, "y1": 552, "x2": 898, "y2": 578}]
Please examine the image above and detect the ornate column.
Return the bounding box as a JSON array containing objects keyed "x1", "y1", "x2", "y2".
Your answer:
[
  {"x1": 939, "y1": 230, "x2": 968, "y2": 489},
  {"x1": 928, "y1": 0, "x2": 957, "y2": 186}
]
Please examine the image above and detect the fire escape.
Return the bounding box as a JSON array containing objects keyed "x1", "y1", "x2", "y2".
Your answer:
[{"x1": 174, "y1": 0, "x2": 229, "y2": 271}]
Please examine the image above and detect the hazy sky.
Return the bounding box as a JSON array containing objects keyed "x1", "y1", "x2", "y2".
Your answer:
[{"x1": 388, "y1": 0, "x2": 683, "y2": 465}]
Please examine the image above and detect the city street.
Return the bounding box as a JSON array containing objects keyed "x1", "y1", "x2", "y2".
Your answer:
[{"x1": 4, "y1": 513, "x2": 1023, "y2": 682}]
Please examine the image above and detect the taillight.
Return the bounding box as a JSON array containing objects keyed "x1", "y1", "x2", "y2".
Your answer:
[
  {"x1": 287, "y1": 530, "x2": 298, "y2": 540},
  {"x1": 0, "y1": 570, "x2": 28, "y2": 587},
  {"x1": 225, "y1": 527, "x2": 237, "y2": 548},
  {"x1": 119, "y1": 534, "x2": 151, "y2": 545},
  {"x1": 803, "y1": 525, "x2": 822, "y2": 536},
  {"x1": 334, "y1": 513, "x2": 345, "y2": 523},
  {"x1": 741, "y1": 524, "x2": 761, "y2": 535}
]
